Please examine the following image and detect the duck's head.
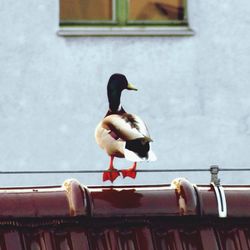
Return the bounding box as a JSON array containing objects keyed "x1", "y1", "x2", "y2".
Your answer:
[
  {"x1": 107, "y1": 74, "x2": 137, "y2": 112},
  {"x1": 108, "y1": 74, "x2": 137, "y2": 92}
]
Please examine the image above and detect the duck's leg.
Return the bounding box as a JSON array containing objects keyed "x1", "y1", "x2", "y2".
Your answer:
[
  {"x1": 103, "y1": 156, "x2": 120, "y2": 182},
  {"x1": 121, "y1": 162, "x2": 137, "y2": 179}
]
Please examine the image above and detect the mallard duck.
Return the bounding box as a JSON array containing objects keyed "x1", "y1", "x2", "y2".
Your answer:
[{"x1": 95, "y1": 73, "x2": 156, "y2": 182}]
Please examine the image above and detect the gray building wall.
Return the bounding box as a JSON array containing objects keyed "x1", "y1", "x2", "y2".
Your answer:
[{"x1": 0, "y1": 0, "x2": 250, "y2": 187}]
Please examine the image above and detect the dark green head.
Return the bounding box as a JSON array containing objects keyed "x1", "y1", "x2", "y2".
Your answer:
[{"x1": 107, "y1": 74, "x2": 137, "y2": 112}]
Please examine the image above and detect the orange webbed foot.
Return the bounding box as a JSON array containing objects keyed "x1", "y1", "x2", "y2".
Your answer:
[
  {"x1": 103, "y1": 169, "x2": 120, "y2": 182},
  {"x1": 121, "y1": 162, "x2": 137, "y2": 179},
  {"x1": 121, "y1": 169, "x2": 137, "y2": 179},
  {"x1": 103, "y1": 156, "x2": 120, "y2": 183}
]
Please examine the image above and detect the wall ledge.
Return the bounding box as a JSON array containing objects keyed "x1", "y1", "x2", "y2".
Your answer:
[{"x1": 57, "y1": 26, "x2": 195, "y2": 37}]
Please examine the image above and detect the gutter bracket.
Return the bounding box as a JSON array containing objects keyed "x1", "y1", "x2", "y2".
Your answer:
[
  {"x1": 210, "y1": 165, "x2": 227, "y2": 218},
  {"x1": 210, "y1": 165, "x2": 220, "y2": 186}
]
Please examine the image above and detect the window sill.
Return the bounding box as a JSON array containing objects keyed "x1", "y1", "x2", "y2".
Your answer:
[{"x1": 57, "y1": 26, "x2": 194, "y2": 37}]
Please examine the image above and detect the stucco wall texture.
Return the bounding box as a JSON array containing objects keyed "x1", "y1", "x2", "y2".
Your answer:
[{"x1": 0, "y1": 1, "x2": 250, "y2": 187}]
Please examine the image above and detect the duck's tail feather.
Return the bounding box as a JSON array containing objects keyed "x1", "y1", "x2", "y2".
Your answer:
[
  {"x1": 124, "y1": 138, "x2": 157, "y2": 162},
  {"x1": 148, "y1": 150, "x2": 157, "y2": 161}
]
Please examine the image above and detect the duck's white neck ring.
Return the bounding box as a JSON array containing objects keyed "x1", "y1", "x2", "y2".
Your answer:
[
  {"x1": 117, "y1": 103, "x2": 122, "y2": 112},
  {"x1": 108, "y1": 104, "x2": 123, "y2": 113}
]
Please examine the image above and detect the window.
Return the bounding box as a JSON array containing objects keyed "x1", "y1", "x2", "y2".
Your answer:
[{"x1": 59, "y1": 0, "x2": 193, "y2": 36}]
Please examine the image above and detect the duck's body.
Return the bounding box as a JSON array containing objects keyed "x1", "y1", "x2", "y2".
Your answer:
[
  {"x1": 96, "y1": 113, "x2": 155, "y2": 161},
  {"x1": 95, "y1": 74, "x2": 156, "y2": 182}
]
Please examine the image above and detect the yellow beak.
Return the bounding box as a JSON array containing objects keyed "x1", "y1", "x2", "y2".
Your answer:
[{"x1": 127, "y1": 83, "x2": 138, "y2": 91}]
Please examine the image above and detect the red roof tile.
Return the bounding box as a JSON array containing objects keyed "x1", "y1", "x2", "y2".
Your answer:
[
  {"x1": 0, "y1": 179, "x2": 87, "y2": 218},
  {"x1": 0, "y1": 178, "x2": 250, "y2": 249}
]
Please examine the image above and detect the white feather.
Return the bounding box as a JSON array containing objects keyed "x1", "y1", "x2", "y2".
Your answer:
[
  {"x1": 148, "y1": 150, "x2": 157, "y2": 161},
  {"x1": 124, "y1": 148, "x2": 157, "y2": 162},
  {"x1": 124, "y1": 148, "x2": 146, "y2": 162}
]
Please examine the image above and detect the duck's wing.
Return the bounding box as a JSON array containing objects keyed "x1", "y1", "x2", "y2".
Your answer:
[
  {"x1": 102, "y1": 114, "x2": 151, "y2": 141},
  {"x1": 95, "y1": 121, "x2": 125, "y2": 157}
]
